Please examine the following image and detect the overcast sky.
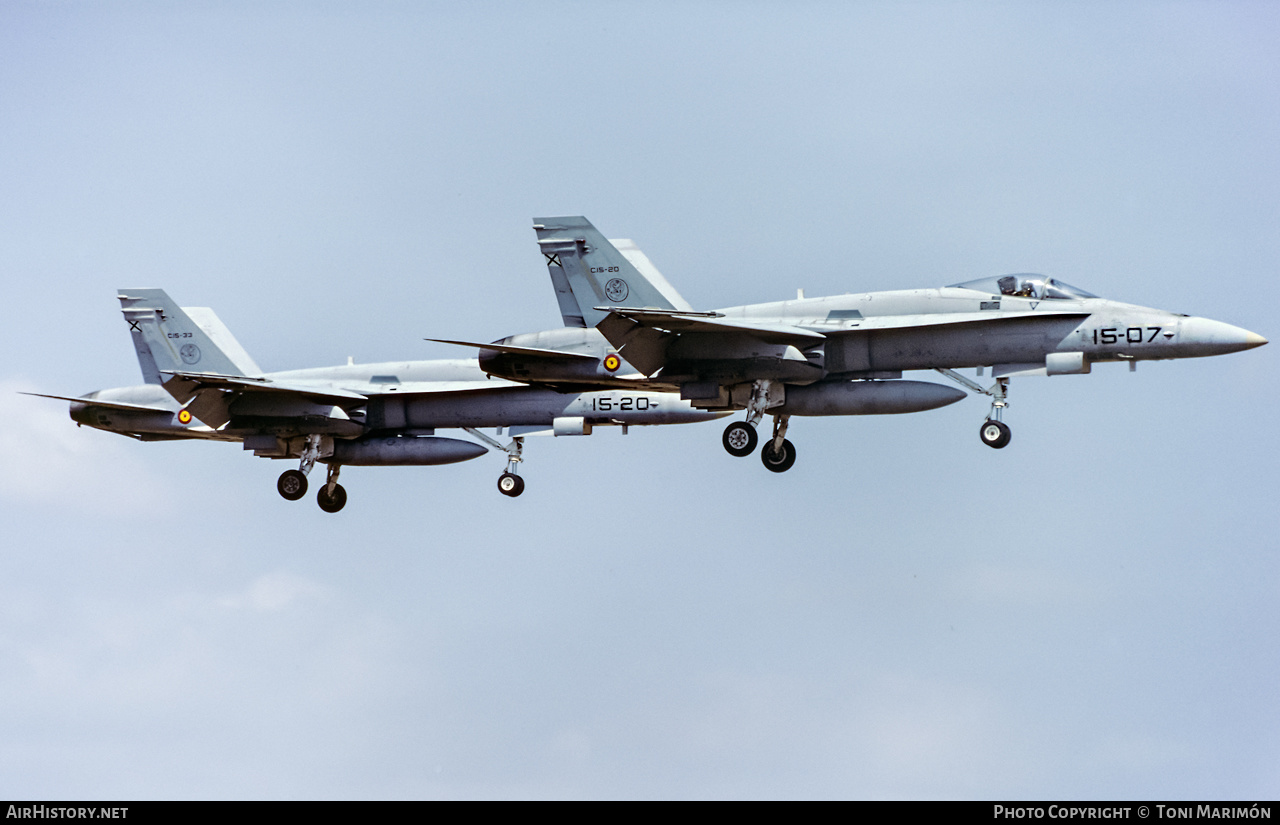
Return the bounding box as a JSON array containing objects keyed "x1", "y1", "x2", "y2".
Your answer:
[{"x1": 1, "y1": 1, "x2": 1276, "y2": 800}]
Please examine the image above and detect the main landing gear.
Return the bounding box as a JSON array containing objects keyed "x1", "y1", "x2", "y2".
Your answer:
[
  {"x1": 721, "y1": 380, "x2": 796, "y2": 472},
  {"x1": 276, "y1": 434, "x2": 348, "y2": 513},
  {"x1": 722, "y1": 421, "x2": 757, "y2": 457},
  {"x1": 277, "y1": 469, "x2": 308, "y2": 500},
  {"x1": 936, "y1": 369, "x2": 1013, "y2": 450},
  {"x1": 465, "y1": 428, "x2": 528, "y2": 497},
  {"x1": 316, "y1": 463, "x2": 347, "y2": 513},
  {"x1": 723, "y1": 416, "x2": 798, "y2": 472},
  {"x1": 760, "y1": 415, "x2": 797, "y2": 474}
]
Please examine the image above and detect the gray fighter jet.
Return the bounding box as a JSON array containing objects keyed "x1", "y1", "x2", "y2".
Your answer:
[
  {"x1": 455, "y1": 216, "x2": 1266, "y2": 472},
  {"x1": 27, "y1": 289, "x2": 722, "y2": 511}
]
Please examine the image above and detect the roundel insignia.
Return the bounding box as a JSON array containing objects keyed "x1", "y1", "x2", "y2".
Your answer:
[
  {"x1": 178, "y1": 409, "x2": 193, "y2": 424},
  {"x1": 603, "y1": 353, "x2": 622, "y2": 372},
  {"x1": 604, "y1": 278, "x2": 629, "y2": 303}
]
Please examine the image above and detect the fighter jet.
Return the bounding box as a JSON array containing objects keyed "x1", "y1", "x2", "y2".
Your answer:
[
  {"x1": 26, "y1": 289, "x2": 722, "y2": 512},
  {"x1": 454, "y1": 216, "x2": 1266, "y2": 472}
]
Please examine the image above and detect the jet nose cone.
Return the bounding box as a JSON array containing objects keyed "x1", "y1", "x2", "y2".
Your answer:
[{"x1": 1180, "y1": 317, "x2": 1268, "y2": 356}]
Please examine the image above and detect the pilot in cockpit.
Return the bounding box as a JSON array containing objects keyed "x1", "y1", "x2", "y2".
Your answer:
[
  {"x1": 955, "y1": 274, "x2": 1098, "y2": 302},
  {"x1": 997, "y1": 275, "x2": 1044, "y2": 299}
]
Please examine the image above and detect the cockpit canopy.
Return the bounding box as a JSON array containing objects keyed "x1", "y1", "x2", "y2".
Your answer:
[{"x1": 949, "y1": 274, "x2": 1098, "y2": 300}]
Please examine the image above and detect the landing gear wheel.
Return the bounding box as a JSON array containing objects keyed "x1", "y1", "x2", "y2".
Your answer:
[
  {"x1": 498, "y1": 472, "x2": 525, "y2": 497},
  {"x1": 760, "y1": 438, "x2": 797, "y2": 473},
  {"x1": 316, "y1": 483, "x2": 347, "y2": 513},
  {"x1": 722, "y1": 422, "x2": 758, "y2": 457},
  {"x1": 980, "y1": 420, "x2": 1012, "y2": 449},
  {"x1": 277, "y1": 469, "x2": 308, "y2": 501}
]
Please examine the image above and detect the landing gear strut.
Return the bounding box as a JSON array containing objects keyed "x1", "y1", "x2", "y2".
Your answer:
[
  {"x1": 465, "y1": 428, "x2": 527, "y2": 497},
  {"x1": 721, "y1": 379, "x2": 783, "y2": 459},
  {"x1": 979, "y1": 376, "x2": 1012, "y2": 449},
  {"x1": 278, "y1": 434, "x2": 321, "y2": 502},
  {"x1": 760, "y1": 414, "x2": 796, "y2": 473},
  {"x1": 316, "y1": 463, "x2": 347, "y2": 513},
  {"x1": 276, "y1": 434, "x2": 350, "y2": 511},
  {"x1": 936, "y1": 369, "x2": 1014, "y2": 450}
]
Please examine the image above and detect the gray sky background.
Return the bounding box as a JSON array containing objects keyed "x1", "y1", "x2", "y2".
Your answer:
[{"x1": 1, "y1": 1, "x2": 1276, "y2": 800}]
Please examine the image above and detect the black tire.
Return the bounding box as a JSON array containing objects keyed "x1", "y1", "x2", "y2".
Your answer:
[
  {"x1": 760, "y1": 438, "x2": 797, "y2": 473},
  {"x1": 498, "y1": 472, "x2": 525, "y2": 497},
  {"x1": 316, "y1": 483, "x2": 347, "y2": 513},
  {"x1": 277, "y1": 469, "x2": 308, "y2": 501},
  {"x1": 979, "y1": 420, "x2": 1012, "y2": 449},
  {"x1": 722, "y1": 421, "x2": 758, "y2": 457}
]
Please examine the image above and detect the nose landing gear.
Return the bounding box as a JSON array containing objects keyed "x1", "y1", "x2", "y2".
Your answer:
[
  {"x1": 979, "y1": 419, "x2": 1012, "y2": 449},
  {"x1": 465, "y1": 428, "x2": 528, "y2": 497},
  {"x1": 936, "y1": 369, "x2": 1015, "y2": 450},
  {"x1": 978, "y1": 376, "x2": 1012, "y2": 449},
  {"x1": 497, "y1": 472, "x2": 525, "y2": 497}
]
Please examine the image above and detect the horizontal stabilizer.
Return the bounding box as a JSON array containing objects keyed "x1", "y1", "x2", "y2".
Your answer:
[
  {"x1": 20, "y1": 391, "x2": 175, "y2": 414},
  {"x1": 592, "y1": 307, "x2": 723, "y2": 318},
  {"x1": 425, "y1": 339, "x2": 600, "y2": 361}
]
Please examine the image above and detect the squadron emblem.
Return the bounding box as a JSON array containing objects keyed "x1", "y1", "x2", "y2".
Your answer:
[
  {"x1": 604, "y1": 278, "x2": 629, "y2": 303},
  {"x1": 179, "y1": 343, "x2": 201, "y2": 365}
]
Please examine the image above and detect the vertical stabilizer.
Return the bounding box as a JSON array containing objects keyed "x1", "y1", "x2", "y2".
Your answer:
[
  {"x1": 118, "y1": 289, "x2": 253, "y2": 381},
  {"x1": 611, "y1": 239, "x2": 693, "y2": 312},
  {"x1": 182, "y1": 307, "x2": 262, "y2": 375},
  {"x1": 533, "y1": 217, "x2": 679, "y2": 329}
]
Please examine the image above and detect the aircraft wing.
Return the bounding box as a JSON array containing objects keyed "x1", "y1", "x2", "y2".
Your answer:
[{"x1": 595, "y1": 308, "x2": 827, "y2": 344}]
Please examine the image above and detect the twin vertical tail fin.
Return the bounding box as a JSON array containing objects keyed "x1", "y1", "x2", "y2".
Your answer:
[
  {"x1": 533, "y1": 216, "x2": 692, "y2": 329},
  {"x1": 118, "y1": 289, "x2": 260, "y2": 383}
]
